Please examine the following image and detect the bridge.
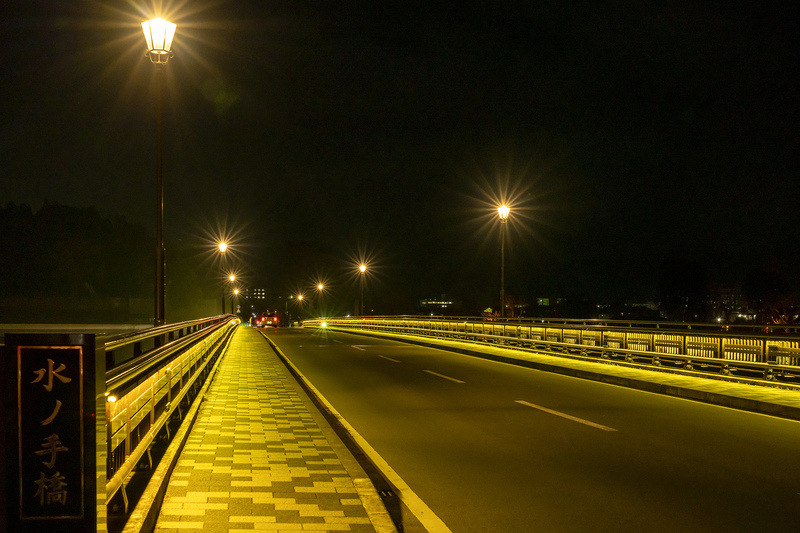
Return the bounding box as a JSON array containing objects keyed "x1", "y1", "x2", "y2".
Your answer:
[{"x1": 2, "y1": 315, "x2": 800, "y2": 532}]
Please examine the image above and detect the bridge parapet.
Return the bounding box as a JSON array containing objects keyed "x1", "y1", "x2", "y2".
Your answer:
[
  {"x1": 305, "y1": 316, "x2": 800, "y2": 385},
  {"x1": 2, "y1": 315, "x2": 239, "y2": 533}
]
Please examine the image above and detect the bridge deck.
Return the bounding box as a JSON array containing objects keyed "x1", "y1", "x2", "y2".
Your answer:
[{"x1": 154, "y1": 326, "x2": 383, "y2": 533}]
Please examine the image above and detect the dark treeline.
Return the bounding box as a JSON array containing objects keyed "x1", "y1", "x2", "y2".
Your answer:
[
  {"x1": 1, "y1": 202, "x2": 152, "y2": 299},
  {"x1": 0, "y1": 202, "x2": 162, "y2": 322}
]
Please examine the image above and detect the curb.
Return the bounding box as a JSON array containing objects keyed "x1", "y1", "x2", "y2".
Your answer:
[{"x1": 259, "y1": 332, "x2": 401, "y2": 533}]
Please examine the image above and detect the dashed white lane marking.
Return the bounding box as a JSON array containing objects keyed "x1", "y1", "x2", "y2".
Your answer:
[
  {"x1": 424, "y1": 370, "x2": 465, "y2": 383},
  {"x1": 516, "y1": 400, "x2": 618, "y2": 432},
  {"x1": 378, "y1": 354, "x2": 401, "y2": 363},
  {"x1": 352, "y1": 345, "x2": 366, "y2": 351}
]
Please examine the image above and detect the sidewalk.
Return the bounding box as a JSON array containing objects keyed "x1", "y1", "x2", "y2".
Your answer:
[{"x1": 153, "y1": 326, "x2": 393, "y2": 533}]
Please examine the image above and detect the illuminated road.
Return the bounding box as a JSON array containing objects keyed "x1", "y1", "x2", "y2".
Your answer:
[{"x1": 264, "y1": 327, "x2": 800, "y2": 533}]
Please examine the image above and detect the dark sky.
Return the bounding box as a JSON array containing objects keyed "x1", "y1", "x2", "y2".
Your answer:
[{"x1": 2, "y1": 1, "x2": 798, "y2": 308}]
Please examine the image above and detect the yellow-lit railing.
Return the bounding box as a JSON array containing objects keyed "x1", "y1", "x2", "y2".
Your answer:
[
  {"x1": 304, "y1": 316, "x2": 800, "y2": 383},
  {"x1": 104, "y1": 316, "x2": 239, "y2": 514}
]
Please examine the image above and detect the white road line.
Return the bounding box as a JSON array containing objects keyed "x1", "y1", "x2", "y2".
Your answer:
[
  {"x1": 352, "y1": 345, "x2": 366, "y2": 351},
  {"x1": 378, "y1": 355, "x2": 401, "y2": 363},
  {"x1": 515, "y1": 400, "x2": 618, "y2": 432},
  {"x1": 424, "y1": 370, "x2": 465, "y2": 383}
]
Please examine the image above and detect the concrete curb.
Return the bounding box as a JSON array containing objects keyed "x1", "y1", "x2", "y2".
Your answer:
[{"x1": 260, "y1": 332, "x2": 400, "y2": 533}]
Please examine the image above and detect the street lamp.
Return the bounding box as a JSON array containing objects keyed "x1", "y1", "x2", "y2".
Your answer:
[
  {"x1": 217, "y1": 242, "x2": 228, "y2": 314},
  {"x1": 359, "y1": 264, "x2": 367, "y2": 316},
  {"x1": 315, "y1": 283, "x2": 325, "y2": 317},
  {"x1": 142, "y1": 17, "x2": 176, "y2": 326},
  {"x1": 498, "y1": 205, "x2": 510, "y2": 318}
]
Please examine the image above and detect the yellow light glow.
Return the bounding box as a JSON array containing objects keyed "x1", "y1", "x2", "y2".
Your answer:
[
  {"x1": 318, "y1": 284, "x2": 324, "y2": 291},
  {"x1": 359, "y1": 264, "x2": 367, "y2": 273},
  {"x1": 498, "y1": 205, "x2": 510, "y2": 220},
  {"x1": 229, "y1": 274, "x2": 235, "y2": 282},
  {"x1": 233, "y1": 289, "x2": 239, "y2": 295},
  {"x1": 107, "y1": 395, "x2": 117, "y2": 403},
  {"x1": 142, "y1": 18, "x2": 176, "y2": 53},
  {"x1": 298, "y1": 295, "x2": 304, "y2": 301},
  {"x1": 218, "y1": 242, "x2": 228, "y2": 253}
]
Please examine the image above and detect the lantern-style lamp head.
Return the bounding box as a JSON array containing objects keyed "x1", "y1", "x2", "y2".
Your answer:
[
  {"x1": 498, "y1": 205, "x2": 510, "y2": 222},
  {"x1": 359, "y1": 264, "x2": 367, "y2": 273},
  {"x1": 142, "y1": 18, "x2": 176, "y2": 64},
  {"x1": 218, "y1": 242, "x2": 227, "y2": 253}
]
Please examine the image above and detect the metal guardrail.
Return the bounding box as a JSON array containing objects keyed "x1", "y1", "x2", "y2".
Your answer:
[
  {"x1": 304, "y1": 316, "x2": 800, "y2": 384},
  {"x1": 103, "y1": 315, "x2": 239, "y2": 525}
]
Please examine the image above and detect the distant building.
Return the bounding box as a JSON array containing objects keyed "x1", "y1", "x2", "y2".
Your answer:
[
  {"x1": 242, "y1": 288, "x2": 267, "y2": 300},
  {"x1": 419, "y1": 295, "x2": 461, "y2": 314}
]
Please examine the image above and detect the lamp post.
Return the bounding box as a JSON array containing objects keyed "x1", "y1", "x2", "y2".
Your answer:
[
  {"x1": 359, "y1": 264, "x2": 367, "y2": 316},
  {"x1": 228, "y1": 274, "x2": 236, "y2": 314},
  {"x1": 142, "y1": 18, "x2": 176, "y2": 326},
  {"x1": 498, "y1": 205, "x2": 510, "y2": 318},
  {"x1": 218, "y1": 242, "x2": 228, "y2": 314},
  {"x1": 316, "y1": 283, "x2": 325, "y2": 317}
]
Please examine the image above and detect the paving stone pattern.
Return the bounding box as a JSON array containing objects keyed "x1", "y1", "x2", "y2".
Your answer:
[{"x1": 155, "y1": 327, "x2": 377, "y2": 532}]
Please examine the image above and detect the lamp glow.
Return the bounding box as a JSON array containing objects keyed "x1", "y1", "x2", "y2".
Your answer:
[
  {"x1": 498, "y1": 205, "x2": 510, "y2": 221},
  {"x1": 142, "y1": 18, "x2": 176, "y2": 64}
]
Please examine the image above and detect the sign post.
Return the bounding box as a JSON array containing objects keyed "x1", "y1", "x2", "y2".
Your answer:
[{"x1": 3, "y1": 334, "x2": 107, "y2": 533}]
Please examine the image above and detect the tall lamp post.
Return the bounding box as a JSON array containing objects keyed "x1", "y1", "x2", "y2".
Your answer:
[
  {"x1": 142, "y1": 17, "x2": 177, "y2": 326},
  {"x1": 359, "y1": 264, "x2": 367, "y2": 316},
  {"x1": 498, "y1": 205, "x2": 510, "y2": 318},
  {"x1": 316, "y1": 283, "x2": 325, "y2": 317},
  {"x1": 228, "y1": 274, "x2": 236, "y2": 314},
  {"x1": 218, "y1": 242, "x2": 228, "y2": 314}
]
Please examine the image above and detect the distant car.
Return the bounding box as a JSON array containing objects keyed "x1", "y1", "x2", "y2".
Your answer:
[{"x1": 255, "y1": 312, "x2": 279, "y2": 328}]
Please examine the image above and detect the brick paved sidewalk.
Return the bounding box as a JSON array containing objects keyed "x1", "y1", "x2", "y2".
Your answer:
[{"x1": 154, "y1": 326, "x2": 386, "y2": 533}]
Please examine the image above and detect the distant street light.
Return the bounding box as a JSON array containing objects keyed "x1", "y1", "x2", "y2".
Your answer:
[
  {"x1": 142, "y1": 17, "x2": 176, "y2": 326},
  {"x1": 217, "y1": 242, "x2": 228, "y2": 314},
  {"x1": 498, "y1": 205, "x2": 510, "y2": 318},
  {"x1": 359, "y1": 264, "x2": 367, "y2": 316}
]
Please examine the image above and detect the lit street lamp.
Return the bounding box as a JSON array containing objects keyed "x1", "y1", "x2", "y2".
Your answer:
[
  {"x1": 359, "y1": 264, "x2": 367, "y2": 316},
  {"x1": 498, "y1": 205, "x2": 510, "y2": 318},
  {"x1": 217, "y1": 242, "x2": 228, "y2": 314},
  {"x1": 142, "y1": 17, "x2": 176, "y2": 326}
]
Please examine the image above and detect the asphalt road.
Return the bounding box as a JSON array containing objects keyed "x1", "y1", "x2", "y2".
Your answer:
[{"x1": 265, "y1": 327, "x2": 800, "y2": 533}]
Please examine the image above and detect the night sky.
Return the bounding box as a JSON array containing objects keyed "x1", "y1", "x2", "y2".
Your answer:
[{"x1": 2, "y1": 1, "x2": 798, "y2": 310}]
